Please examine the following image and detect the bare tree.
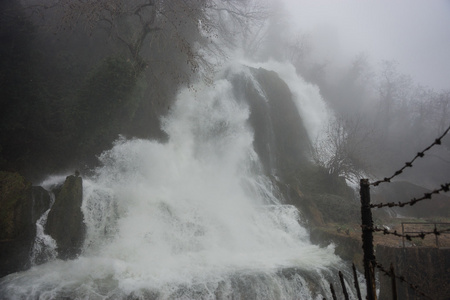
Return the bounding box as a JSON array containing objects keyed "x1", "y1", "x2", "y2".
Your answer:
[
  {"x1": 313, "y1": 115, "x2": 373, "y2": 182},
  {"x1": 22, "y1": 0, "x2": 270, "y2": 77},
  {"x1": 284, "y1": 31, "x2": 312, "y2": 71}
]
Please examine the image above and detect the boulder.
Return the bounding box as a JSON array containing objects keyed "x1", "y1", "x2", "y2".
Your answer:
[{"x1": 45, "y1": 174, "x2": 85, "y2": 260}]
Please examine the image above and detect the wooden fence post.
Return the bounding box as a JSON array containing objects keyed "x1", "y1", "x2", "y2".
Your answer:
[
  {"x1": 329, "y1": 282, "x2": 337, "y2": 300},
  {"x1": 360, "y1": 178, "x2": 377, "y2": 300},
  {"x1": 390, "y1": 263, "x2": 398, "y2": 300},
  {"x1": 352, "y1": 263, "x2": 363, "y2": 300},
  {"x1": 339, "y1": 271, "x2": 350, "y2": 300}
]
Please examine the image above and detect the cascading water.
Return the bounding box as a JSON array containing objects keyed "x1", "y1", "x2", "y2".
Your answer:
[
  {"x1": 0, "y1": 63, "x2": 358, "y2": 299},
  {"x1": 30, "y1": 192, "x2": 57, "y2": 266},
  {"x1": 30, "y1": 176, "x2": 69, "y2": 266}
]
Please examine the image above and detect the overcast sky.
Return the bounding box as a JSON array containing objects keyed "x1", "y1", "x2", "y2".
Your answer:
[{"x1": 281, "y1": 0, "x2": 450, "y2": 91}]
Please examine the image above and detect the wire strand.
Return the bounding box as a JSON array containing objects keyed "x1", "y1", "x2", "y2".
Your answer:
[
  {"x1": 374, "y1": 262, "x2": 433, "y2": 300},
  {"x1": 370, "y1": 183, "x2": 450, "y2": 209},
  {"x1": 371, "y1": 125, "x2": 450, "y2": 186}
]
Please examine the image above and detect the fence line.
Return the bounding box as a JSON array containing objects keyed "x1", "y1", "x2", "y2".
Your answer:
[
  {"x1": 374, "y1": 262, "x2": 433, "y2": 300},
  {"x1": 326, "y1": 266, "x2": 362, "y2": 300},
  {"x1": 401, "y1": 222, "x2": 450, "y2": 247},
  {"x1": 359, "y1": 124, "x2": 450, "y2": 300}
]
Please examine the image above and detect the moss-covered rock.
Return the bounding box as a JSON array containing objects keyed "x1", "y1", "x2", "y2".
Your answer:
[
  {"x1": 45, "y1": 174, "x2": 85, "y2": 260},
  {"x1": 0, "y1": 171, "x2": 50, "y2": 277},
  {"x1": 0, "y1": 172, "x2": 31, "y2": 240}
]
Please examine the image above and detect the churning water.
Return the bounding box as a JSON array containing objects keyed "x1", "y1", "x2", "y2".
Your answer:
[{"x1": 0, "y1": 64, "x2": 350, "y2": 299}]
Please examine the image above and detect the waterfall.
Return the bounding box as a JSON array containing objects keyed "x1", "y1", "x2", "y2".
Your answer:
[
  {"x1": 30, "y1": 192, "x2": 57, "y2": 265},
  {"x1": 0, "y1": 63, "x2": 355, "y2": 299}
]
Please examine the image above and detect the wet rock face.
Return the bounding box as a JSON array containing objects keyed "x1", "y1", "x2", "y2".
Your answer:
[
  {"x1": 0, "y1": 172, "x2": 51, "y2": 278},
  {"x1": 229, "y1": 67, "x2": 312, "y2": 177},
  {"x1": 45, "y1": 174, "x2": 85, "y2": 260}
]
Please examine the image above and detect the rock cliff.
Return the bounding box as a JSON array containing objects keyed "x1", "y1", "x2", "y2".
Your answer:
[{"x1": 45, "y1": 174, "x2": 85, "y2": 260}]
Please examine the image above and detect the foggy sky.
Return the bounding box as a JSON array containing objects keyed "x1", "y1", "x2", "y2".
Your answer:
[{"x1": 281, "y1": 0, "x2": 450, "y2": 91}]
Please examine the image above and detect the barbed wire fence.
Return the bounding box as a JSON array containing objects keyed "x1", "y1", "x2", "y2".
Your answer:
[{"x1": 359, "y1": 124, "x2": 450, "y2": 300}]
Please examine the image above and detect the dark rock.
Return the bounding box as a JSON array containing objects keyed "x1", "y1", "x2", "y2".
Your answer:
[
  {"x1": 0, "y1": 172, "x2": 51, "y2": 278},
  {"x1": 45, "y1": 174, "x2": 85, "y2": 260},
  {"x1": 31, "y1": 186, "x2": 52, "y2": 223}
]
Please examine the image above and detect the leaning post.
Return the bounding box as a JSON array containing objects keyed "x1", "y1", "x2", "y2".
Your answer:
[{"x1": 360, "y1": 178, "x2": 377, "y2": 300}]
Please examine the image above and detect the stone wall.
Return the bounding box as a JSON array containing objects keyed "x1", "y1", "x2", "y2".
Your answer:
[{"x1": 376, "y1": 245, "x2": 450, "y2": 300}]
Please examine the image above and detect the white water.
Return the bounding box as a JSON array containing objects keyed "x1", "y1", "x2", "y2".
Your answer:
[
  {"x1": 0, "y1": 64, "x2": 345, "y2": 299},
  {"x1": 30, "y1": 192, "x2": 57, "y2": 266},
  {"x1": 29, "y1": 175, "x2": 69, "y2": 265}
]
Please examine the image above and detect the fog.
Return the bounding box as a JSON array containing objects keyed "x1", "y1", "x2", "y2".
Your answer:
[
  {"x1": 1, "y1": 1, "x2": 449, "y2": 297},
  {"x1": 282, "y1": 0, "x2": 450, "y2": 91},
  {"x1": 257, "y1": 0, "x2": 450, "y2": 189}
]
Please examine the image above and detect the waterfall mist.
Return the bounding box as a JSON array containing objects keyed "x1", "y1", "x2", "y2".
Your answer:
[{"x1": 0, "y1": 64, "x2": 346, "y2": 299}]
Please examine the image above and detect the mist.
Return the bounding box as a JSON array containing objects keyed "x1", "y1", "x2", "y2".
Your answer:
[
  {"x1": 252, "y1": 0, "x2": 450, "y2": 190},
  {"x1": 281, "y1": 0, "x2": 450, "y2": 91}
]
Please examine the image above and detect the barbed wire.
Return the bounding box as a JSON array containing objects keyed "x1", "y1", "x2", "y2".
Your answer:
[
  {"x1": 374, "y1": 262, "x2": 433, "y2": 300},
  {"x1": 370, "y1": 182, "x2": 450, "y2": 209},
  {"x1": 371, "y1": 124, "x2": 450, "y2": 187},
  {"x1": 362, "y1": 225, "x2": 450, "y2": 241}
]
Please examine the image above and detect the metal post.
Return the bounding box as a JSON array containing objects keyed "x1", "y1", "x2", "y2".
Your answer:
[
  {"x1": 402, "y1": 223, "x2": 405, "y2": 248},
  {"x1": 360, "y1": 178, "x2": 377, "y2": 300}
]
